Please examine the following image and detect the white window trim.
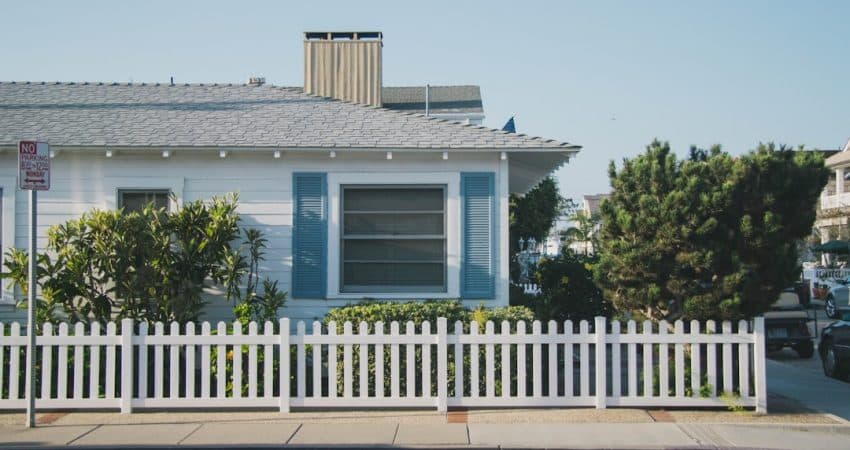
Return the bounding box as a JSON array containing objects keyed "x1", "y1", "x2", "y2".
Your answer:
[
  {"x1": 0, "y1": 176, "x2": 17, "y2": 304},
  {"x1": 327, "y1": 172, "x2": 460, "y2": 300},
  {"x1": 101, "y1": 177, "x2": 184, "y2": 211}
]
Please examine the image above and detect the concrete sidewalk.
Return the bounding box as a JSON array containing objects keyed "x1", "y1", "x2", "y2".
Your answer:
[{"x1": 0, "y1": 410, "x2": 848, "y2": 449}]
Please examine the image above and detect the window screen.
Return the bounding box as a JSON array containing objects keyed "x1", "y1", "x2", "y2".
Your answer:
[
  {"x1": 118, "y1": 190, "x2": 170, "y2": 213},
  {"x1": 341, "y1": 186, "x2": 446, "y2": 293}
]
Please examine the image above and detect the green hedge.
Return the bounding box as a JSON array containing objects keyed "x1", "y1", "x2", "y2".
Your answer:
[
  {"x1": 323, "y1": 300, "x2": 534, "y2": 333},
  {"x1": 322, "y1": 300, "x2": 534, "y2": 397}
]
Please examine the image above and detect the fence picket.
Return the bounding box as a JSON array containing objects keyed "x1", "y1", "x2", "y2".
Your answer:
[
  {"x1": 690, "y1": 320, "x2": 701, "y2": 398},
  {"x1": 611, "y1": 320, "x2": 621, "y2": 398},
  {"x1": 390, "y1": 321, "x2": 399, "y2": 399},
  {"x1": 674, "y1": 321, "x2": 685, "y2": 398},
  {"x1": 328, "y1": 321, "x2": 338, "y2": 398},
  {"x1": 375, "y1": 322, "x2": 384, "y2": 398},
  {"x1": 421, "y1": 321, "x2": 431, "y2": 398},
  {"x1": 706, "y1": 320, "x2": 717, "y2": 397},
  {"x1": 485, "y1": 321, "x2": 495, "y2": 398},
  {"x1": 501, "y1": 321, "x2": 511, "y2": 398},
  {"x1": 232, "y1": 322, "x2": 243, "y2": 399},
  {"x1": 186, "y1": 322, "x2": 196, "y2": 399},
  {"x1": 41, "y1": 323, "x2": 53, "y2": 400},
  {"x1": 627, "y1": 321, "x2": 636, "y2": 397},
  {"x1": 405, "y1": 321, "x2": 415, "y2": 398},
  {"x1": 564, "y1": 320, "x2": 573, "y2": 397},
  {"x1": 170, "y1": 322, "x2": 180, "y2": 399},
  {"x1": 216, "y1": 322, "x2": 226, "y2": 398},
  {"x1": 453, "y1": 321, "x2": 463, "y2": 399},
  {"x1": 642, "y1": 321, "x2": 652, "y2": 397},
  {"x1": 138, "y1": 322, "x2": 149, "y2": 401},
  {"x1": 470, "y1": 321, "x2": 480, "y2": 398},
  {"x1": 738, "y1": 320, "x2": 750, "y2": 397},
  {"x1": 312, "y1": 322, "x2": 322, "y2": 398},
  {"x1": 73, "y1": 323, "x2": 85, "y2": 399},
  {"x1": 659, "y1": 321, "x2": 669, "y2": 398},
  {"x1": 722, "y1": 321, "x2": 733, "y2": 394},
  {"x1": 297, "y1": 322, "x2": 306, "y2": 399},
  {"x1": 90, "y1": 322, "x2": 101, "y2": 400},
  {"x1": 517, "y1": 321, "x2": 527, "y2": 398},
  {"x1": 105, "y1": 322, "x2": 116, "y2": 399},
  {"x1": 56, "y1": 322, "x2": 67, "y2": 399},
  {"x1": 248, "y1": 322, "x2": 258, "y2": 398},
  {"x1": 530, "y1": 321, "x2": 540, "y2": 398},
  {"x1": 264, "y1": 322, "x2": 274, "y2": 398},
  {"x1": 154, "y1": 322, "x2": 165, "y2": 399},
  {"x1": 579, "y1": 320, "x2": 589, "y2": 398},
  {"x1": 547, "y1": 320, "x2": 557, "y2": 397},
  {"x1": 360, "y1": 322, "x2": 369, "y2": 399},
  {"x1": 344, "y1": 322, "x2": 353, "y2": 398},
  {"x1": 201, "y1": 322, "x2": 211, "y2": 398},
  {"x1": 484, "y1": 320, "x2": 496, "y2": 398}
]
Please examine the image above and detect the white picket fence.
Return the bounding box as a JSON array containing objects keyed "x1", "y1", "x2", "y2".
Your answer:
[{"x1": 0, "y1": 317, "x2": 767, "y2": 413}]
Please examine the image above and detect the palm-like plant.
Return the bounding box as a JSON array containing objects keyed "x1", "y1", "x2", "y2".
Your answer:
[{"x1": 561, "y1": 210, "x2": 600, "y2": 255}]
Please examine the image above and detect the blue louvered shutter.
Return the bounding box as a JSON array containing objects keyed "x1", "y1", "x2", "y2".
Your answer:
[
  {"x1": 292, "y1": 173, "x2": 327, "y2": 298},
  {"x1": 461, "y1": 172, "x2": 496, "y2": 299}
]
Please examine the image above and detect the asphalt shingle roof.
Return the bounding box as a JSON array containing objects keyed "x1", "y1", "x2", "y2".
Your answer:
[{"x1": 0, "y1": 82, "x2": 576, "y2": 151}]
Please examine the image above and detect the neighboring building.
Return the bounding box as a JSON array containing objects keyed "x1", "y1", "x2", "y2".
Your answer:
[
  {"x1": 542, "y1": 194, "x2": 609, "y2": 256},
  {"x1": 382, "y1": 85, "x2": 484, "y2": 125},
  {"x1": 0, "y1": 32, "x2": 580, "y2": 323},
  {"x1": 815, "y1": 140, "x2": 850, "y2": 250}
]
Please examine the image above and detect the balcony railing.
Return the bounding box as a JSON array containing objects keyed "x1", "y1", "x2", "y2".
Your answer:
[{"x1": 820, "y1": 192, "x2": 850, "y2": 210}]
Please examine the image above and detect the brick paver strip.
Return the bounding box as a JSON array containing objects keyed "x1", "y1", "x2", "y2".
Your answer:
[{"x1": 649, "y1": 409, "x2": 675, "y2": 422}]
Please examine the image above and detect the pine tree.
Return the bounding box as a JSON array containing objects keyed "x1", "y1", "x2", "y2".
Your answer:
[{"x1": 595, "y1": 141, "x2": 828, "y2": 321}]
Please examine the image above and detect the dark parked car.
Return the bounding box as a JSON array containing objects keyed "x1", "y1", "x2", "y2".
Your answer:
[
  {"x1": 764, "y1": 288, "x2": 814, "y2": 358},
  {"x1": 820, "y1": 312, "x2": 850, "y2": 380}
]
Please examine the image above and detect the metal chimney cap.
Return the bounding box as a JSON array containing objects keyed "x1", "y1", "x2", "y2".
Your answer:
[
  {"x1": 248, "y1": 77, "x2": 266, "y2": 86},
  {"x1": 304, "y1": 31, "x2": 382, "y2": 41}
]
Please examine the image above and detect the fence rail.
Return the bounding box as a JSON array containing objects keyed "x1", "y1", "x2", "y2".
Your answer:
[{"x1": 0, "y1": 317, "x2": 767, "y2": 413}]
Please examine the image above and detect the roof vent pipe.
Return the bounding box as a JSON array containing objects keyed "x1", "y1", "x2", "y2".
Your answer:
[{"x1": 425, "y1": 84, "x2": 430, "y2": 117}]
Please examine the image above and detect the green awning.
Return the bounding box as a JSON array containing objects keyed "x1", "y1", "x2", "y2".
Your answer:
[{"x1": 811, "y1": 240, "x2": 850, "y2": 254}]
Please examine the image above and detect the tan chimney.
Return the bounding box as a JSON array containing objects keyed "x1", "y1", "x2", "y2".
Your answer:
[{"x1": 304, "y1": 31, "x2": 382, "y2": 107}]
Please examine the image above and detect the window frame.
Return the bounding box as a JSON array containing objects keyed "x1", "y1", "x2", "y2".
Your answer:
[
  {"x1": 117, "y1": 188, "x2": 172, "y2": 212},
  {"x1": 339, "y1": 184, "x2": 448, "y2": 294}
]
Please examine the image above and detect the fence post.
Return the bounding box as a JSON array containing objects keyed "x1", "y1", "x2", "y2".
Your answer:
[
  {"x1": 752, "y1": 316, "x2": 767, "y2": 414},
  {"x1": 279, "y1": 318, "x2": 291, "y2": 413},
  {"x1": 436, "y1": 317, "x2": 448, "y2": 412},
  {"x1": 594, "y1": 316, "x2": 607, "y2": 409},
  {"x1": 120, "y1": 319, "x2": 133, "y2": 414}
]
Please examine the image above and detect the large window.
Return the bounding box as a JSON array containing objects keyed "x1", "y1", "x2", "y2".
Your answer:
[
  {"x1": 118, "y1": 189, "x2": 170, "y2": 213},
  {"x1": 341, "y1": 185, "x2": 446, "y2": 293}
]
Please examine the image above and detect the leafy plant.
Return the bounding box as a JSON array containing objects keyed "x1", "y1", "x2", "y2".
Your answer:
[{"x1": 1, "y1": 193, "x2": 262, "y2": 325}]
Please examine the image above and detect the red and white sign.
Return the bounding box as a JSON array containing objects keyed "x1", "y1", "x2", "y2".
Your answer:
[{"x1": 18, "y1": 140, "x2": 50, "y2": 191}]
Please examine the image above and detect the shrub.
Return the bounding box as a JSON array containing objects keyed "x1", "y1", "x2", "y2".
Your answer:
[
  {"x1": 2, "y1": 193, "x2": 286, "y2": 326},
  {"x1": 322, "y1": 300, "x2": 534, "y2": 397}
]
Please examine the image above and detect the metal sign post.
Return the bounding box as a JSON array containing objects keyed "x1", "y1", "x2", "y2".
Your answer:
[{"x1": 18, "y1": 140, "x2": 50, "y2": 428}]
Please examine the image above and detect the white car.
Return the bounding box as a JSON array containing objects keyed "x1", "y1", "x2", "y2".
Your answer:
[{"x1": 820, "y1": 277, "x2": 850, "y2": 319}]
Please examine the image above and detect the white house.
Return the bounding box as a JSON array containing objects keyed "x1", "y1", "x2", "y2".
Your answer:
[{"x1": 0, "y1": 32, "x2": 580, "y2": 323}]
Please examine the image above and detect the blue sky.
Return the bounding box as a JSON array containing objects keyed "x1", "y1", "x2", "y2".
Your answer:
[{"x1": 3, "y1": 0, "x2": 848, "y2": 201}]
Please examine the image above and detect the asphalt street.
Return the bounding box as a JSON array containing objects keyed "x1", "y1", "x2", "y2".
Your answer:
[{"x1": 766, "y1": 304, "x2": 850, "y2": 420}]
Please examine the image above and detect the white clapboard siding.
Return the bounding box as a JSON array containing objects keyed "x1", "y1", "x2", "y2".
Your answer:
[{"x1": 0, "y1": 316, "x2": 766, "y2": 412}]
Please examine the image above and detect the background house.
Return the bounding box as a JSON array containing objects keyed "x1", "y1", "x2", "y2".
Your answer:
[
  {"x1": 813, "y1": 140, "x2": 850, "y2": 263},
  {"x1": 0, "y1": 32, "x2": 579, "y2": 323}
]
